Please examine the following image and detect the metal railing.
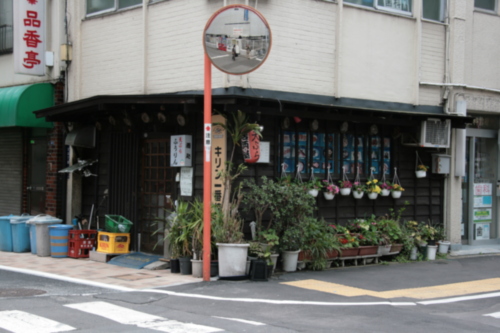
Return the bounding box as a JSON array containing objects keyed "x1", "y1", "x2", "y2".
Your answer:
[{"x1": 0, "y1": 24, "x2": 13, "y2": 55}]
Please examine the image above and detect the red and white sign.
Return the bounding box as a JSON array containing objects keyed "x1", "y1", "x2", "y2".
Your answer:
[{"x1": 14, "y1": 0, "x2": 46, "y2": 76}]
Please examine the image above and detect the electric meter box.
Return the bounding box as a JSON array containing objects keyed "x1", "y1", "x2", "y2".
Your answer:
[{"x1": 432, "y1": 154, "x2": 451, "y2": 174}]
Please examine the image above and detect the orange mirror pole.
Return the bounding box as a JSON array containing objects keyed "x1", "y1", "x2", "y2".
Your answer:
[{"x1": 203, "y1": 53, "x2": 212, "y2": 281}]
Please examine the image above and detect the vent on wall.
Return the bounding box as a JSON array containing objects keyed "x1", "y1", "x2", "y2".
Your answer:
[{"x1": 420, "y1": 118, "x2": 451, "y2": 148}]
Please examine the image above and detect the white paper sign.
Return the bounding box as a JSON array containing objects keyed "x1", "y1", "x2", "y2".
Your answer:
[
  {"x1": 257, "y1": 141, "x2": 270, "y2": 163},
  {"x1": 474, "y1": 183, "x2": 492, "y2": 196},
  {"x1": 180, "y1": 167, "x2": 193, "y2": 196},
  {"x1": 170, "y1": 135, "x2": 192, "y2": 167},
  {"x1": 14, "y1": 0, "x2": 46, "y2": 76}
]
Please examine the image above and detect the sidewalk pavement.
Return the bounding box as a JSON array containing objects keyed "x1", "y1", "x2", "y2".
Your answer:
[{"x1": 0, "y1": 244, "x2": 499, "y2": 292}]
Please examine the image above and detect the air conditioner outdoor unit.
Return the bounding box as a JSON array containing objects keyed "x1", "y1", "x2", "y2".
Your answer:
[{"x1": 419, "y1": 118, "x2": 451, "y2": 148}]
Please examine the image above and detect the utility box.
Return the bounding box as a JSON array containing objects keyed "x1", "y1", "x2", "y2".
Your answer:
[{"x1": 432, "y1": 154, "x2": 451, "y2": 174}]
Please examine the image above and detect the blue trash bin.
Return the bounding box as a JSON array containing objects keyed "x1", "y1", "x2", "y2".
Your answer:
[
  {"x1": 27, "y1": 215, "x2": 63, "y2": 257},
  {"x1": 29, "y1": 224, "x2": 37, "y2": 254},
  {"x1": 10, "y1": 215, "x2": 34, "y2": 253},
  {"x1": 0, "y1": 214, "x2": 14, "y2": 252},
  {"x1": 48, "y1": 224, "x2": 73, "y2": 258}
]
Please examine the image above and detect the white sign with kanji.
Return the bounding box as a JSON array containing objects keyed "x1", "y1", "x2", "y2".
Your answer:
[
  {"x1": 473, "y1": 183, "x2": 492, "y2": 196},
  {"x1": 14, "y1": 0, "x2": 46, "y2": 76},
  {"x1": 170, "y1": 135, "x2": 192, "y2": 167}
]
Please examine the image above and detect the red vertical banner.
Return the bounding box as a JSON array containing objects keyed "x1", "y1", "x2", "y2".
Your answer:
[
  {"x1": 14, "y1": 0, "x2": 46, "y2": 76},
  {"x1": 241, "y1": 130, "x2": 261, "y2": 164}
]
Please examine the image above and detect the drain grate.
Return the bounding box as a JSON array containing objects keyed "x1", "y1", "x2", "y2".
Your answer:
[{"x1": 0, "y1": 288, "x2": 46, "y2": 297}]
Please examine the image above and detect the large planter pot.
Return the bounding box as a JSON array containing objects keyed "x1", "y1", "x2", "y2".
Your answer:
[
  {"x1": 282, "y1": 249, "x2": 301, "y2": 272},
  {"x1": 210, "y1": 260, "x2": 219, "y2": 277},
  {"x1": 191, "y1": 259, "x2": 202, "y2": 278},
  {"x1": 427, "y1": 245, "x2": 438, "y2": 260},
  {"x1": 381, "y1": 189, "x2": 391, "y2": 196},
  {"x1": 391, "y1": 191, "x2": 402, "y2": 199},
  {"x1": 323, "y1": 192, "x2": 335, "y2": 200},
  {"x1": 340, "y1": 188, "x2": 351, "y2": 196},
  {"x1": 353, "y1": 191, "x2": 364, "y2": 199},
  {"x1": 390, "y1": 244, "x2": 403, "y2": 253},
  {"x1": 367, "y1": 192, "x2": 378, "y2": 200},
  {"x1": 438, "y1": 241, "x2": 450, "y2": 254},
  {"x1": 298, "y1": 250, "x2": 312, "y2": 261},
  {"x1": 340, "y1": 247, "x2": 359, "y2": 257},
  {"x1": 416, "y1": 170, "x2": 426, "y2": 178},
  {"x1": 216, "y1": 243, "x2": 250, "y2": 278},
  {"x1": 327, "y1": 249, "x2": 339, "y2": 259},
  {"x1": 358, "y1": 245, "x2": 378, "y2": 256},
  {"x1": 378, "y1": 244, "x2": 392, "y2": 255},
  {"x1": 308, "y1": 189, "x2": 319, "y2": 197},
  {"x1": 179, "y1": 256, "x2": 192, "y2": 275},
  {"x1": 170, "y1": 258, "x2": 180, "y2": 273}
]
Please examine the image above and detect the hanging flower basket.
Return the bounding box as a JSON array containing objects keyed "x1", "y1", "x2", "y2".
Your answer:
[
  {"x1": 381, "y1": 189, "x2": 391, "y2": 196},
  {"x1": 353, "y1": 190, "x2": 364, "y2": 199},
  {"x1": 415, "y1": 170, "x2": 426, "y2": 178},
  {"x1": 367, "y1": 192, "x2": 378, "y2": 200},
  {"x1": 308, "y1": 189, "x2": 319, "y2": 197},
  {"x1": 379, "y1": 173, "x2": 392, "y2": 196},
  {"x1": 340, "y1": 187, "x2": 351, "y2": 196},
  {"x1": 415, "y1": 152, "x2": 428, "y2": 178},
  {"x1": 323, "y1": 192, "x2": 335, "y2": 200},
  {"x1": 391, "y1": 168, "x2": 405, "y2": 199},
  {"x1": 322, "y1": 167, "x2": 339, "y2": 201},
  {"x1": 392, "y1": 190, "x2": 402, "y2": 199},
  {"x1": 352, "y1": 166, "x2": 365, "y2": 199},
  {"x1": 365, "y1": 167, "x2": 381, "y2": 200},
  {"x1": 338, "y1": 166, "x2": 352, "y2": 196}
]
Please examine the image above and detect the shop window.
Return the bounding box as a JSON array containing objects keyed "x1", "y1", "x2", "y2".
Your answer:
[
  {"x1": 344, "y1": 0, "x2": 412, "y2": 16},
  {"x1": 423, "y1": 0, "x2": 446, "y2": 22},
  {"x1": 86, "y1": 0, "x2": 142, "y2": 15},
  {"x1": 475, "y1": 0, "x2": 496, "y2": 11},
  {"x1": 0, "y1": 0, "x2": 13, "y2": 55}
]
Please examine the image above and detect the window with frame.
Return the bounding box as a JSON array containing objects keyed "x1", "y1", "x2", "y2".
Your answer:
[
  {"x1": 423, "y1": 0, "x2": 446, "y2": 22},
  {"x1": 86, "y1": 0, "x2": 142, "y2": 15},
  {"x1": 0, "y1": 0, "x2": 13, "y2": 55},
  {"x1": 344, "y1": 0, "x2": 413, "y2": 16},
  {"x1": 475, "y1": 0, "x2": 496, "y2": 11}
]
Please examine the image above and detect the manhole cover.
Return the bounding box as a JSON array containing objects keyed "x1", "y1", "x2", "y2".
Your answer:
[{"x1": 0, "y1": 288, "x2": 46, "y2": 297}]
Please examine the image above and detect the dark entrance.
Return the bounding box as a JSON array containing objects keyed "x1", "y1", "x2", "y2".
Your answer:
[
  {"x1": 139, "y1": 137, "x2": 175, "y2": 254},
  {"x1": 28, "y1": 133, "x2": 47, "y2": 215}
]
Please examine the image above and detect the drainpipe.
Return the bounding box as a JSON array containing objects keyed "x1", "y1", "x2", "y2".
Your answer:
[
  {"x1": 334, "y1": 0, "x2": 343, "y2": 98},
  {"x1": 142, "y1": 0, "x2": 148, "y2": 94},
  {"x1": 413, "y1": 0, "x2": 422, "y2": 106}
]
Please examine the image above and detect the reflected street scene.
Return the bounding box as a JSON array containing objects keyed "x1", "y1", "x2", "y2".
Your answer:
[{"x1": 204, "y1": 5, "x2": 271, "y2": 74}]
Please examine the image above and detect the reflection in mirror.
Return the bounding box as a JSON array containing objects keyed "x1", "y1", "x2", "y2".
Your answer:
[{"x1": 204, "y1": 5, "x2": 271, "y2": 75}]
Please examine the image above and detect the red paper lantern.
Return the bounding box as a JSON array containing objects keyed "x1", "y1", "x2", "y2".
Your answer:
[{"x1": 241, "y1": 131, "x2": 261, "y2": 164}]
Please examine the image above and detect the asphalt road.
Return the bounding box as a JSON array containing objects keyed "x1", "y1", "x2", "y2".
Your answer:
[{"x1": 1, "y1": 255, "x2": 500, "y2": 332}]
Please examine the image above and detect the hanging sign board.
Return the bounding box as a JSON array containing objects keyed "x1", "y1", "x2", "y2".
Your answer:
[
  {"x1": 211, "y1": 115, "x2": 226, "y2": 205},
  {"x1": 170, "y1": 135, "x2": 192, "y2": 167},
  {"x1": 180, "y1": 167, "x2": 193, "y2": 196},
  {"x1": 14, "y1": 0, "x2": 46, "y2": 76}
]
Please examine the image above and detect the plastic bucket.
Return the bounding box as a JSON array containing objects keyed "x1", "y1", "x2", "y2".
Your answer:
[
  {"x1": 10, "y1": 216, "x2": 33, "y2": 253},
  {"x1": 0, "y1": 215, "x2": 14, "y2": 252},
  {"x1": 49, "y1": 225, "x2": 73, "y2": 258},
  {"x1": 27, "y1": 215, "x2": 63, "y2": 257}
]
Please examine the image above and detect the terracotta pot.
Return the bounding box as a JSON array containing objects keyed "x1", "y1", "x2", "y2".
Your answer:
[
  {"x1": 390, "y1": 244, "x2": 403, "y2": 253},
  {"x1": 358, "y1": 245, "x2": 378, "y2": 256},
  {"x1": 340, "y1": 247, "x2": 359, "y2": 257}
]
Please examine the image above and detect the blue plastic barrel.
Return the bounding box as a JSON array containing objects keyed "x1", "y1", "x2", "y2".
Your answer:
[
  {"x1": 27, "y1": 215, "x2": 63, "y2": 257},
  {"x1": 49, "y1": 225, "x2": 73, "y2": 258},
  {"x1": 10, "y1": 215, "x2": 33, "y2": 253},
  {"x1": 0, "y1": 215, "x2": 14, "y2": 251}
]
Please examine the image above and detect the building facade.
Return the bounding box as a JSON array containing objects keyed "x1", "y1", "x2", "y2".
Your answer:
[{"x1": 34, "y1": 0, "x2": 500, "y2": 255}]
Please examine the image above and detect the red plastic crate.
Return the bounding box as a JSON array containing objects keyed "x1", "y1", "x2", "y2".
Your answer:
[{"x1": 68, "y1": 230, "x2": 97, "y2": 258}]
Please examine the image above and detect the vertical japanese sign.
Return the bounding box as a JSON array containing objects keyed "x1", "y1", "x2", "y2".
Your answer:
[
  {"x1": 211, "y1": 115, "x2": 226, "y2": 205},
  {"x1": 170, "y1": 135, "x2": 192, "y2": 167},
  {"x1": 14, "y1": 0, "x2": 46, "y2": 76}
]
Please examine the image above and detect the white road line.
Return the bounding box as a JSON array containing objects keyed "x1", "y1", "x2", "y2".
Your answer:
[
  {"x1": 0, "y1": 310, "x2": 75, "y2": 333},
  {"x1": 418, "y1": 292, "x2": 500, "y2": 305},
  {"x1": 66, "y1": 301, "x2": 222, "y2": 333},
  {"x1": 210, "y1": 55, "x2": 229, "y2": 59},
  {"x1": 213, "y1": 316, "x2": 266, "y2": 326},
  {"x1": 483, "y1": 311, "x2": 500, "y2": 318}
]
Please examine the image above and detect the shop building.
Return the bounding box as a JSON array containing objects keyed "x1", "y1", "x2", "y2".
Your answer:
[{"x1": 33, "y1": 0, "x2": 500, "y2": 255}]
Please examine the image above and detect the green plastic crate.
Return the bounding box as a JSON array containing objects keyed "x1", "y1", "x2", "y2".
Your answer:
[{"x1": 104, "y1": 215, "x2": 133, "y2": 233}]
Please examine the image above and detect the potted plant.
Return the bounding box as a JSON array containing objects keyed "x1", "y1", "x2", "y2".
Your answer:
[
  {"x1": 391, "y1": 183, "x2": 405, "y2": 199},
  {"x1": 213, "y1": 110, "x2": 262, "y2": 278},
  {"x1": 379, "y1": 181, "x2": 392, "y2": 196},
  {"x1": 352, "y1": 181, "x2": 365, "y2": 199},
  {"x1": 338, "y1": 179, "x2": 352, "y2": 196},
  {"x1": 337, "y1": 231, "x2": 360, "y2": 257},
  {"x1": 280, "y1": 224, "x2": 305, "y2": 272},
  {"x1": 365, "y1": 179, "x2": 381, "y2": 200},
  {"x1": 435, "y1": 226, "x2": 450, "y2": 254},
  {"x1": 416, "y1": 164, "x2": 428, "y2": 178},
  {"x1": 321, "y1": 180, "x2": 339, "y2": 200},
  {"x1": 402, "y1": 220, "x2": 423, "y2": 260},
  {"x1": 348, "y1": 219, "x2": 380, "y2": 256},
  {"x1": 299, "y1": 217, "x2": 342, "y2": 270}
]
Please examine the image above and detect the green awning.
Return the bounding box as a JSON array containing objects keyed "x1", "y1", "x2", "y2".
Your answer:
[{"x1": 0, "y1": 83, "x2": 54, "y2": 128}]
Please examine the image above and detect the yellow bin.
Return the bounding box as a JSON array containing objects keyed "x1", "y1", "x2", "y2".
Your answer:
[{"x1": 97, "y1": 231, "x2": 130, "y2": 254}]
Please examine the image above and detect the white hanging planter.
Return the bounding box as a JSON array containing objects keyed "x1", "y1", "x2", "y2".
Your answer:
[
  {"x1": 381, "y1": 189, "x2": 390, "y2": 196},
  {"x1": 308, "y1": 189, "x2": 319, "y2": 197},
  {"x1": 367, "y1": 192, "x2": 378, "y2": 200},
  {"x1": 353, "y1": 191, "x2": 364, "y2": 199},
  {"x1": 340, "y1": 188, "x2": 351, "y2": 196},
  {"x1": 392, "y1": 190, "x2": 402, "y2": 199},
  {"x1": 323, "y1": 192, "x2": 335, "y2": 200},
  {"x1": 415, "y1": 170, "x2": 426, "y2": 178}
]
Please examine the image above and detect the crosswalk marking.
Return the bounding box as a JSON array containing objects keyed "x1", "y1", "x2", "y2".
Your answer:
[
  {"x1": 484, "y1": 311, "x2": 500, "y2": 318},
  {"x1": 66, "y1": 301, "x2": 222, "y2": 333},
  {"x1": 0, "y1": 310, "x2": 75, "y2": 333}
]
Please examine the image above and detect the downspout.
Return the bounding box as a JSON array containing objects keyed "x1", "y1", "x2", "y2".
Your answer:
[
  {"x1": 334, "y1": 0, "x2": 343, "y2": 98},
  {"x1": 443, "y1": 0, "x2": 452, "y2": 114},
  {"x1": 413, "y1": 0, "x2": 422, "y2": 106},
  {"x1": 223, "y1": 0, "x2": 229, "y2": 88},
  {"x1": 142, "y1": 0, "x2": 148, "y2": 94}
]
